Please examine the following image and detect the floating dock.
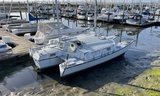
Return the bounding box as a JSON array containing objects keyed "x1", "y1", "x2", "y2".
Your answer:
[{"x1": 0, "y1": 28, "x2": 36, "y2": 65}]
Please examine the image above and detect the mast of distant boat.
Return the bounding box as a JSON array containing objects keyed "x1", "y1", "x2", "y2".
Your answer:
[
  {"x1": 7, "y1": 0, "x2": 13, "y2": 24},
  {"x1": 27, "y1": 0, "x2": 30, "y2": 21},
  {"x1": 55, "y1": 0, "x2": 61, "y2": 42},
  {"x1": 3, "y1": 0, "x2": 6, "y2": 15},
  {"x1": 94, "y1": 0, "x2": 97, "y2": 35},
  {"x1": 138, "y1": 0, "x2": 142, "y2": 27}
]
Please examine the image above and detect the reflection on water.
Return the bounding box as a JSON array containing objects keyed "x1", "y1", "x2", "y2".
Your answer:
[
  {"x1": 1, "y1": 66, "x2": 38, "y2": 92},
  {"x1": 0, "y1": 16, "x2": 160, "y2": 93}
]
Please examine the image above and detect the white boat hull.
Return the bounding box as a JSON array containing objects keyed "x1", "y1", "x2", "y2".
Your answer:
[
  {"x1": 77, "y1": 15, "x2": 86, "y2": 20},
  {"x1": 97, "y1": 15, "x2": 114, "y2": 22},
  {"x1": 33, "y1": 57, "x2": 63, "y2": 69},
  {"x1": 59, "y1": 41, "x2": 133, "y2": 77},
  {"x1": 87, "y1": 16, "x2": 94, "y2": 21},
  {"x1": 11, "y1": 27, "x2": 37, "y2": 35},
  {"x1": 126, "y1": 19, "x2": 155, "y2": 26}
]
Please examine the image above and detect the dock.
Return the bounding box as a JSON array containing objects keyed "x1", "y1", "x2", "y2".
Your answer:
[{"x1": 0, "y1": 28, "x2": 36, "y2": 65}]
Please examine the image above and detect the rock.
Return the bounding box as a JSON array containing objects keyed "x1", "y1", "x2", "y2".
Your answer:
[
  {"x1": 145, "y1": 77, "x2": 149, "y2": 80},
  {"x1": 151, "y1": 60, "x2": 160, "y2": 65},
  {"x1": 72, "y1": 87, "x2": 77, "y2": 91}
]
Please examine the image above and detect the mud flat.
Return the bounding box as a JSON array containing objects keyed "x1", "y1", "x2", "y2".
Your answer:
[
  {"x1": 0, "y1": 28, "x2": 35, "y2": 65},
  {"x1": 1, "y1": 49, "x2": 159, "y2": 96}
]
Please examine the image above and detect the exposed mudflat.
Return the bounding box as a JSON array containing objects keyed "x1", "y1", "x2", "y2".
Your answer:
[
  {"x1": 1, "y1": 49, "x2": 160, "y2": 96},
  {"x1": 0, "y1": 18, "x2": 160, "y2": 96}
]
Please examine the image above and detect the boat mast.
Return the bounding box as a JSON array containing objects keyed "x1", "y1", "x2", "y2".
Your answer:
[
  {"x1": 18, "y1": 2, "x2": 22, "y2": 20},
  {"x1": 138, "y1": 0, "x2": 142, "y2": 27},
  {"x1": 3, "y1": 0, "x2": 6, "y2": 14},
  {"x1": 7, "y1": 0, "x2": 13, "y2": 24},
  {"x1": 55, "y1": 0, "x2": 61, "y2": 42},
  {"x1": 94, "y1": 0, "x2": 97, "y2": 35},
  {"x1": 27, "y1": 0, "x2": 30, "y2": 21}
]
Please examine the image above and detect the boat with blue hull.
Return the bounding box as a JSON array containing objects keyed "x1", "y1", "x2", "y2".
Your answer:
[{"x1": 0, "y1": 40, "x2": 12, "y2": 53}]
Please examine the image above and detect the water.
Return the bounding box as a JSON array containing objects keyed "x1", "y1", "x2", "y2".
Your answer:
[{"x1": 0, "y1": 15, "x2": 160, "y2": 95}]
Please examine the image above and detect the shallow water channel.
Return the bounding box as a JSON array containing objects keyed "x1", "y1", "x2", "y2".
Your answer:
[{"x1": 0, "y1": 17, "x2": 160, "y2": 95}]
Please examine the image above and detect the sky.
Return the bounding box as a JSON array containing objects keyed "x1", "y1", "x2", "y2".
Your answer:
[{"x1": 2, "y1": 0, "x2": 160, "y2": 3}]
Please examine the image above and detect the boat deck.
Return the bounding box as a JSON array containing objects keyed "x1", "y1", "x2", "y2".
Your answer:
[{"x1": 0, "y1": 28, "x2": 36, "y2": 65}]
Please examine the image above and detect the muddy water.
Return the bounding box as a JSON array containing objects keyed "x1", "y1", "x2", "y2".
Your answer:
[{"x1": 0, "y1": 18, "x2": 160, "y2": 95}]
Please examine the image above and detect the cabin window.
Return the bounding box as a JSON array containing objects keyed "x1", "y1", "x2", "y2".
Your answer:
[
  {"x1": 81, "y1": 13, "x2": 85, "y2": 15},
  {"x1": 72, "y1": 40, "x2": 82, "y2": 46},
  {"x1": 0, "y1": 45, "x2": 7, "y2": 48},
  {"x1": 76, "y1": 41, "x2": 81, "y2": 46},
  {"x1": 50, "y1": 53, "x2": 55, "y2": 57},
  {"x1": 71, "y1": 44, "x2": 74, "y2": 47},
  {"x1": 105, "y1": 13, "x2": 113, "y2": 15}
]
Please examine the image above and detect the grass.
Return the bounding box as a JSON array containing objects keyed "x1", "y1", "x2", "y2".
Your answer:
[{"x1": 113, "y1": 60, "x2": 160, "y2": 96}]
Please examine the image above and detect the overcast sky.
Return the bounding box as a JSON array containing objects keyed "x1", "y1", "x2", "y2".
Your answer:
[{"x1": 2, "y1": 0, "x2": 160, "y2": 3}]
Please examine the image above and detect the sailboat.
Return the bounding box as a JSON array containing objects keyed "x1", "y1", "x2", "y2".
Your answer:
[
  {"x1": 29, "y1": 0, "x2": 134, "y2": 77},
  {"x1": 59, "y1": 34, "x2": 133, "y2": 77},
  {"x1": 2, "y1": 0, "x2": 49, "y2": 35},
  {"x1": 125, "y1": 13, "x2": 155, "y2": 26},
  {"x1": 126, "y1": 0, "x2": 156, "y2": 27},
  {"x1": 32, "y1": 20, "x2": 89, "y2": 44},
  {"x1": 2, "y1": 13, "x2": 47, "y2": 35}
]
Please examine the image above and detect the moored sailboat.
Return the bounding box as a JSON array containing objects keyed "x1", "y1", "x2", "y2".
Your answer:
[{"x1": 59, "y1": 34, "x2": 133, "y2": 77}]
